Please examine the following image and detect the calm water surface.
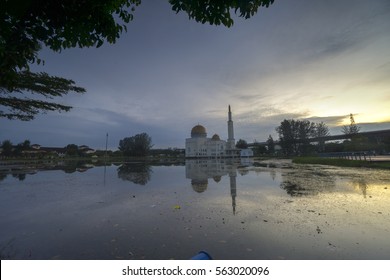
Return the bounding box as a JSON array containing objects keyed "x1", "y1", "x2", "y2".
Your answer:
[{"x1": 1, "y1": 159, "x2": 389, "y2": 260}]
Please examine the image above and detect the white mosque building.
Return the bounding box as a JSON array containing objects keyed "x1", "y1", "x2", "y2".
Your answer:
[{"x1": 185, "y1": 106, "x2": 251, "y2": 158}]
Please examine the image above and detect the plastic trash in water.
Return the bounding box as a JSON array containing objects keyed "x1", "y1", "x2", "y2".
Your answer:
[{"x1": 190, "y1": 250, "x2": 212, "y2": 260}]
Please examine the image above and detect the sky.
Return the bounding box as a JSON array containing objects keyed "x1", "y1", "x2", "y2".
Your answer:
[{"x1": 1, "y1": 0, "x2": 390, "y2": 149}]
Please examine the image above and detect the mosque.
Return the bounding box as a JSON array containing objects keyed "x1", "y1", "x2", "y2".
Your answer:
[
  {"x1": 185, "y1": 106, "x2": 251, "y2": 158},
  {"x1": 185, "y1": 159, "x2": 238, "y2": 214}
]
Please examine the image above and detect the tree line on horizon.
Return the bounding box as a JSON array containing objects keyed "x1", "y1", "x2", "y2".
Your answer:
[
  {"x1": 254, "y1": 114, "x2": 389, "y2": 156},
  {"x1": 234, "y1": 112, "x2": 389, "y2": 157},
  {"x1": 2, "y1": 114, "x2": 389, "y2": 159},
  {"x1": 0, "y1": 133, "x2": 178, "y2": 159},
  {"x1": 0, "y1": 140, "x2": 98, "y2": 158}
]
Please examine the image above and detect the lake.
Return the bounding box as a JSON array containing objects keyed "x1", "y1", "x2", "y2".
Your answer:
[{"x1": 1, "y1": 159, "x2": 389, "y2": 260}]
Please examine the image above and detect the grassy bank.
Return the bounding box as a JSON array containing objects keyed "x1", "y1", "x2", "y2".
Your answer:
[{"x1": 293, "y1": 157, "x2": 390, "y2": 169}]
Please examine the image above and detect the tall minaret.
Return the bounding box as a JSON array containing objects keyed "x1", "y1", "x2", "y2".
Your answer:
[
  {"x1": 229, "y1": 170, "x2": 237, "y2": 215},
  {"x1": 227, "y1": 105, "x2": 235, "y2": 150}
]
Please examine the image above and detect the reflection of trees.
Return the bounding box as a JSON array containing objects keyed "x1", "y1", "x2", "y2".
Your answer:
[
  {"x1": 61, "y1": 160, "x2": 93, "y2": 173},
  {"x1": 0, "y1": 161, "x2": 94, "y2": 181},
  {"x1": 280, "y1": 169, "x2": 336, "y2": 197},
  {"x1": 269, "y1": 170, "x2": 276, "y2": 181},
  {"x1": 117, "y1": 163, "x2": 152, "y2": 185},
  {"x1": 12, "y1": 173, "x2": 26, "y2": 181},
  {"x1": 0, "y1": 173, "x2": 27, "y2": 181},
  {"x1": 0, "y1": 173, "x2": 8, "y2": 182},
  {"x1": 351, "y1": 179, "x2": 368, "y2": 198},
  {"x1": 0, "y1": 238, "x2": 16, "y2": 259}
]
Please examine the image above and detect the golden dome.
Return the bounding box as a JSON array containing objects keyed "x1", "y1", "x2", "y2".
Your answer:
[
  {"x1": 213, "y1": 176, "x2": 222, "y2": 183},
  {"x1": 191, "y1": 179, "x2": 208, "y2": 193},
  {"x1": 211, "y1": 134, "x2": 220, "y2": 141},
  {"x1": 191, "y1": 124, "x2": 207, "y2": 138}
]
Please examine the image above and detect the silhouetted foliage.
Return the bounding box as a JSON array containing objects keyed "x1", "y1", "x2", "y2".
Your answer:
[
  {"x1": 1, "y1": 0, "x2": 141, "y2": 78},
  {"x1": 1, "y1": 0, "x2": 275, "y2": 120},
  {"x1": 276, "y1": 119, "x2": 316, "y2": 156},
  {"x1": 0, "y1": 173, "x2": 7, "y2": 182},
  {"x1": 236, "y1": 139, "x2": 248, "y2": 149},
  {"x1": 314, "y1": 122, "x2": 330, "y2": 152},
  {"x1": 1, "y1": 0, "x2": 139, "y2": 120},
  {"x1": 12, "y1": 173, "x2": 26, "y2": 181},
  {"x1": 342, "y1": 114, "x2": 360, "y2": 136},
  {"x1": 1, "y1": 72, "x2": 85, "y2": 120},
  {"x1": 253, "y1": 144, "x2": 267, "y2": 156},
  {"x1": 1, "y1": 140, "x2": 13, "y2": 157},
  {"x1": 266, "y1": 135, "x2": 275, "y2": 154},
  {"x1": 276, "y1": 119, "x2": 335, "y2": 155},
  {"x1": 117, "y1": 163, "x2": 152, "y2": 185},
  {"x1": 119, "y1": 133, "x2": 153, "y2": 157},
  {"x1": 170, "y1": 0, "x2": 275, "y2": 27},
  {"x1": 65, "y1": 144, "x2": 80, "y2": 156},
  {"x1": 315, "y1": 122, "x2": 330, "y2": 138}
]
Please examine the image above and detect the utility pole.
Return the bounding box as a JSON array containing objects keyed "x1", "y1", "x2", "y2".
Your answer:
[{"x1": 105, "y1": 133, "x2": 108, "y2": 158}]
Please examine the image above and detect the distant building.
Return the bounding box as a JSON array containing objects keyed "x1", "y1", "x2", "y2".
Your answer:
[{"x1": 185, "y1": 106, "x2": 242, "y2": 158}]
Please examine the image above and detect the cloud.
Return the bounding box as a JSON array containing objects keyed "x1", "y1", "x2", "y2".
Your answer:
[
  {"x1": 3, "y1": 0, "x2": 389, "y2": 150},
  {"x1": 305, "y1": 115, "x2": 349, "y2": 127}
]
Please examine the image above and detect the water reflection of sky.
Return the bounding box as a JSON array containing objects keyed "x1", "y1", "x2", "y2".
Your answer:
[{"x1": 0, "y1": 159, "x2": 389, "y2": 260}]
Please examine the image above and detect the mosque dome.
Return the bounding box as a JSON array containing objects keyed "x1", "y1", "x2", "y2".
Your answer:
[
  {"x1": 213, "y1": 176, "x2": 222, "y2": 183},
  {"x1": 211, "y1": 134, "x2": 220, "y2": 141},
  {"x1": 191, "y1": 125, "x2": 207, "y2": 138},
  {"x1": 191, "y1": 179, "x2": 208, "y2": 193}
]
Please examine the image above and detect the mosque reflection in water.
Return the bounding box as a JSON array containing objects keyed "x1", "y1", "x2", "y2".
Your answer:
[{"x1": 185, "y1": 159, "x2": 253, "y2": 214}]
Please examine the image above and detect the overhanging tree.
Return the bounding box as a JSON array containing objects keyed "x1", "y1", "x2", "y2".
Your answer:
[
  {"x1": 0, "y1": 71, "x2": 85, "y2": 120},
  {"x1": 170, "y1": 0, "x2": 275, "y2": 27},
  {"x1": 1, "y1": 0, "x2": 141, "y2": 79},
  {"x1": 1, "y1": 0, "x2": 141, "y2": 120},
  {"x1": 1, "y1": 0, "x2": 275, "y2": 120}
]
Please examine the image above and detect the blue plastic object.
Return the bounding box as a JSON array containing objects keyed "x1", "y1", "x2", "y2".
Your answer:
[{"x1": 190, "y1": 250, "x2": 212, "y2": 260}]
